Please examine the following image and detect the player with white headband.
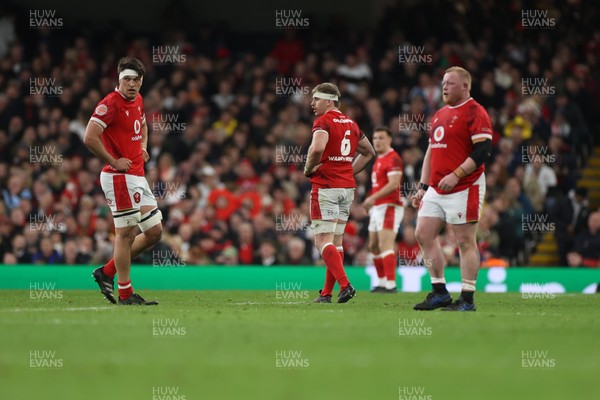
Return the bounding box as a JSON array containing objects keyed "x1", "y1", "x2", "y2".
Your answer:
[
  {"x1": 85, "y1": 57, "x2": 162, "y2": 305},
  {"x1": 306, "y1": 82, "x2": 376, "y2": 304}
]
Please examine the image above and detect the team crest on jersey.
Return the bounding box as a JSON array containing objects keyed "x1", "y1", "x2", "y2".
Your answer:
[
  {"x1": 457, "y1": 212, "x2": 463, "y2": 219},
  {"x1": 95, "y1": 104, "x2": 107, "y2": 116},
  {"x1": 133, "y1": 192, "x2": 141, "y2": 203},
  {"x1": 449, "y1": 115, "x2": 459, "y2": 127}
]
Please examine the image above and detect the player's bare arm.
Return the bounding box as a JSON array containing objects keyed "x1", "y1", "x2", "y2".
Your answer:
[
  {"x1": 141, "y1": 118, "x2": 149, "y2": 163},
  {"x1": 352, "y1": 135, "x2": 376, "y2": 175},
  {"x1": 362, "y1": 172, "x2": 402, "y2": 211},
  {"x1": 412, "y1": 145, "x2": 432, "y2": 208},
  {"x1": 437, "y1": 139, "x2": 492, "y2": 192},
  {"x1": 84, "y1": 121, "x2": 132, "y2": 172},
  {"x1": 304, "y1": 130, "x2": 328, "y2": 176}
]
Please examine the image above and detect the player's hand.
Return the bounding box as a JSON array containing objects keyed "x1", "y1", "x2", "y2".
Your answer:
[
  {"x1": 362, "y1": 196, "x2": 375, "y2": 211},
  {"x1": 113, "y1": 158, "x2": 132, "y2": 172},
  {"x1": 438, "y1": 173, "x2": 459, "y2": 192},
  {"x1": 303, "y1": 163, "x2": 322, "y2": 177},
  {"x1": 411, "y1": 189, "x2": 426, "y2": 208},
  {"x1": 142, "y1": 148, "x2": 150, "y2": 163}
]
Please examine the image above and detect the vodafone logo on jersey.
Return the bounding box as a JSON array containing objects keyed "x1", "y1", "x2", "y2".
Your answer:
[{"x1": 430, "y1": 126, "x2": 448, "y2": 149}]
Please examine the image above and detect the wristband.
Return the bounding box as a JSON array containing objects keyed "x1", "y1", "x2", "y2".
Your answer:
[{"x1": 418, "y1": 182, "x2": 429, "y2": 191}]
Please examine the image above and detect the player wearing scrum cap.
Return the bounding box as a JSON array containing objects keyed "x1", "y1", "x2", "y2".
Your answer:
[
  {"x1": 85, "y1": 57, "x2": 162, "y2": 305},
  {"x1": 305, "y1": 83, "x2": 376, "y2": 303}
]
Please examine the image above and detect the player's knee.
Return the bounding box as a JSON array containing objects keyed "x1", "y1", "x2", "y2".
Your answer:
[
  {"x1": 455, "y1": 234, "x2": 476, "y2": 251},
  {"x1": 414, "y1": 226, "x2": 429, "y2": 247},
  {"x1": 116, "y1": 228, "x2": 135, "y2": 244}
]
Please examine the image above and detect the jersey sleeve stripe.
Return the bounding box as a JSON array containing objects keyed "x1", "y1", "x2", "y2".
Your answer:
[
  {"x1": 387, "y1": 171, "x2": 403, "y2": 176},
  {"x1": 471, "y1": 133, "x2": 493, "y2": 141},
  {"x1": 313, "y1": 129, "x2": 328, "y2": 136},
  {"x1": 90, "y1": 117, "x2": 107, "y2": 130}
]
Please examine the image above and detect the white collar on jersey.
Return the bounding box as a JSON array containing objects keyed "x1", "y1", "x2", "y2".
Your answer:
[{"x1": 448, "y1": 97, "x2": 473, "y2": 109}]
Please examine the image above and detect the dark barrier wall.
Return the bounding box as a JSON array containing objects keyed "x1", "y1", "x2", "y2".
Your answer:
[{"x1": 12, "y1": 0, "x2": 401, "y2": 32}]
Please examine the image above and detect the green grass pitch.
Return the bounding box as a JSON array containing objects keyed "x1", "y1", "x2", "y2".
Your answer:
[{"x1": 0, "y1": 291, "x2": 598, "y2": 400}]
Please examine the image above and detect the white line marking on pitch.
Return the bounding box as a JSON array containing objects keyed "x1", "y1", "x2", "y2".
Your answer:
[
  {"x1": 0, "y1": 306, "x2": 115, "y2": 313},
  {"x1": 232, "y1": 302, "x2": 308, "y2": 305}
]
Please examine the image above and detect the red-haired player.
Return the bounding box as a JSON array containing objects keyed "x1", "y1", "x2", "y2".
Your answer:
[{"x1": 412, "y1": 67, "x2": 492, "y2": 311}]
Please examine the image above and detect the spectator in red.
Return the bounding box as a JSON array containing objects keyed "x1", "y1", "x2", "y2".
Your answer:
[
  {"x1": 235, "y1": 222, "x2": 255, "y2": 265},
  {"x1": 208, "y1": 187, "x2": 239, "y2": 221},
  {"x1": 270, "y1": 30, "x2": 304, "y2": 75}
]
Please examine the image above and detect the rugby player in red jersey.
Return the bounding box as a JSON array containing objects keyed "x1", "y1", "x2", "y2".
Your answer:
[
  {"x1": 85, "y1": 57, "x2": 162, "y2": 305},
  {"x1": 305, "y1": 83, "x2": 375, "y2": 303},
  {"x1": 362, "y1": 127, "x2": 404, "y2": 293},
  {"x1": 411, "y1": 67, "x2": 492, "y2": 311}
]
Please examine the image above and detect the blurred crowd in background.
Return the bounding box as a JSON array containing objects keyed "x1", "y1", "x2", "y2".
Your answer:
[{"x1": 1, "y1": 0, "x2": 599, "y2": 267}]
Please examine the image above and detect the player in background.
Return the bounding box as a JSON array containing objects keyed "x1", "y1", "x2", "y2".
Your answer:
[
  {"x1": 362, "y1": 127, "x2": 404, "y2": 293},
  {"x1": 411, "y1": 66, "x2": 492, "y2": 311},
  {"x1": 85, "y1": 57, "x2": 162, "y2": 305},
  {"x1": 305, "y1": 83, "x2": 376, "y2": 303}
]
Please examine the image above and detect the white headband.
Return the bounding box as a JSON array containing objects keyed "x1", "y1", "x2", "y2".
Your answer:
[
  {"x1": 119, "y1": 69, "x2": 139, "y2": 80},
  {"x1": 313, "y1": 92, "x2": 338, "y2": 101}
]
